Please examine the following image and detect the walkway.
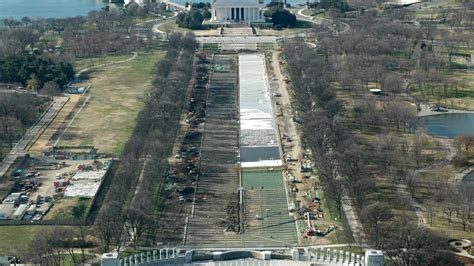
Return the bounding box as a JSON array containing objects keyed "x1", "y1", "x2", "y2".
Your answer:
[
  {"x1": 416, "y1": 102, "x2": 474, "y2": 117},
  {"x1": 151, "y1": 12, "x2": 179, "y2": 38},
  {"x1": 75, "y1": 52, "x2": 138, "y2": 79},
  {"x1": 0, "y1": 96, "x2": 69, "y2": 178},
  {"x1": 295, "y1": 8, "x2": 350, "y2": 34}
]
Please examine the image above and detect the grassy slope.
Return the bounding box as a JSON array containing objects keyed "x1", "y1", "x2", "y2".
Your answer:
[
  {"x1": 59, "y1": 49, "x2": 165, "y2": 155},
  {"x1": 0, "y1": 226, "x2": 57, "y2": 256},
  {"x1": 0, "y1": 49, "x2": 166, "y2": 256},
  {"x1": 73, "y1": 54, "x2": 133, "y2": 72}
]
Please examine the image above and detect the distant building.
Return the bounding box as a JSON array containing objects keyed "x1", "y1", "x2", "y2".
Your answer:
[
  {"x1": 124, "y1": 0, "x2": 146, "y2": 6},
  {"x1": 209, "y1": 0, "x2": 266, "y2": 25}
]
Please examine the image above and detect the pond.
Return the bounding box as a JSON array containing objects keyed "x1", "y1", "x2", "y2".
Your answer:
[
  {"x1": 462, "y1": 171, "x2": 474, "y2": 185},
  {"x1": 419, "y1": 113, "x2": 474, "y2": 138}
]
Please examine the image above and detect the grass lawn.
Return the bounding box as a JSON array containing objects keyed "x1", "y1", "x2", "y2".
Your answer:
[
  {"x1": 258, "y1": 21, "x2": 312, "y2": 36},
  {"x1": 300, "y1": 9, "x2": 326, "y2": 17},
  {"x1": 158, "y1": 20, "x2": 190, "y2": 34},
  {"x1": 301, "y1": 9, "x2": 313, "y2": 16},
  {"x1": 257, "y1": 43, "x2": 276, "y2": 50},
  {"x1": 58, "y1": 254, "x2": 97, "y2": 266},
  {"x1": 59, "y1": 49, "x2": 165, "y2": 155},
  {"x1": 0, "y1": 226, "x2": 58, "y2": 256},
  {"x1": 425, "y1": 205, "x2": 474, "y2": 240},
  {"x1": 73, "y1": 54, "x2": 134, "y2": 72},
  {"x1": 445, "y1": 70, "x2": 474, "y2": 110},
  {"x1": 202, "y1": 43, "x2": 219, "y2": 50},
  {"x1": 43, "y1": 198, "x2": 91, "y2": 221},
  {"x1": 242, "y1": 170, "x2": 285, "y2": 189},
  {"x1": 410, "y1": 70, "x2": 474, "y2": 111}
]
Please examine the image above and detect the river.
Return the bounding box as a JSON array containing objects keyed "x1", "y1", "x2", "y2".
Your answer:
[
  {"x1": 0, "y1": 0, "x2": 109, "y2": 20},
  {"x1": 0, "y1": 0, "x2": 312, "y2": 21}
]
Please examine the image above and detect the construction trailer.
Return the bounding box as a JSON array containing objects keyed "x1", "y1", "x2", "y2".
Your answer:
[
  {"x1": 0, "y1": 203, "x2": 14, "y2": 220},
  {"x1": 12, "y1": 204, "x2": 28, "y2": 220}
]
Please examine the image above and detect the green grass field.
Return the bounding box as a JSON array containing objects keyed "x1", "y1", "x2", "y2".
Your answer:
[
  {"x1": 0, "y1": 226, "x2": 58, "y2": 256},
  {"x1": 73, "y1": 54, "x2": 134, "y2": 72},
  {"x1": 242, "y1": 170, "x2": 285, "y2": 189},
  {"x1": 410, "y1": 70, "x2": 474, "y2": 111},
  {"x1": 158, "y1": 20, "x2": 190, "y2": 34},
  {"x1": 59, "y1": 49, "x2": 165, "y2": 155},
  {"x1": 257, "y1": 21, "x2": 313, "y2": 36},
  {"x1": 202, "y1": 43, "x2": 219, "y2": 50},
  {"x1": 43, "y1": 198, "x2": 91, "y2": 221}
]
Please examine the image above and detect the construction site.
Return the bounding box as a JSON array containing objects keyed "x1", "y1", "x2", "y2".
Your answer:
[
  {"x1": 0, "y1": 84, "x2": 114, "y2": 223},
  {"x1": 156, "y1": 51, "x2": 338, "y2": 248}
]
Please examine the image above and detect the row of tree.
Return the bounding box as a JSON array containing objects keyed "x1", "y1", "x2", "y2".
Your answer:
[
  {"x1": 0, "y1": 93, "x2": 50, "y2": 160},
  {"x1": 0, "y1": 2, "x2": 170, "y2": 62},
  {"x1": 283, "y1": 34, "x2": 462, "y2": 265},
  {"x1": 264, "y1": 5, "x2": 297, "y2": 27},
  {"x1": 1, "y1": 2, "x2": 168, "y2": 32},
  {"x1": 176, "y1": 7, "x2": 211, "y2": 30},
  {"x1": 292, "y1": 4, "x2": 472, "y2": 264},
  {"x1": 0, "y1": 52, "x2": 75, "y2": 89},
  {"x1": 94, "y1": 32, "x2": 197, "y2": 252},
  {"x1": 283, "y1": 38, "x2": 372, "y2": 218}
]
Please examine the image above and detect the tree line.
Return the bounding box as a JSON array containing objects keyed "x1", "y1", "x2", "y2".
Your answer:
[
  {"x1": 94, "y1": 32, "x2": 197, "y2": 252},
  {"x1": 1, "y1": 2, "x2": 169, "y2": 62},
  {"x1": 0, "y1": 52, "x2": 75, "y2": 90},
  {"x1": 18, "y1": 33, "x2": 197, "y2": 264},
  {"x1": 0, "y1": 93, "x2": 50, "y2": 160},
  {"x1": 176, "y1": 5, "x2": 211, "y2": 30},
  {"x1": 282, "y1": 9, "x2": 466, "y2": 261}
]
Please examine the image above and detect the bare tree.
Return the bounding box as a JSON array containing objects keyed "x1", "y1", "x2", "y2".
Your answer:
[
  {"x1": 384, "y1": 216, "x2": 459, "y2": 266},
  {"x1": 456, "y1": 183, "x2": 474, "y2": 231},
  {"x1": 95, "y1": 202, "x2": 125, "y2": 253},
  {"x1": 361, "y1": 203, "x2": 393, "y2": 248},
  {"x1": 412, "y1": 132, "x2": 428, "y2": 167}
]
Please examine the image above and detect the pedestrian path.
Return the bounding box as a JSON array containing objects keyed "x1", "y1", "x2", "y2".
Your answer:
[{"x1": 0, "y1": 96, "x2": 69, "y2": 178}]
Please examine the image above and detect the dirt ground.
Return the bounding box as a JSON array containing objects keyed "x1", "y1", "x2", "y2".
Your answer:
[
  {"x1": 28, "y1": 94, "x2": 83, "y2": 155},
  {"x1": 29, "y1": 160, "x2": 100, "y2": 199},
  {"x1": 267, "y1": 51, "x2": 343, "y2": 244}
]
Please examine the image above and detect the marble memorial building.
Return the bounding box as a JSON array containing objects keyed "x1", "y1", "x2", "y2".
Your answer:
[{"x1": 209, "y1": 0, "x2": 266, "y2": 24}]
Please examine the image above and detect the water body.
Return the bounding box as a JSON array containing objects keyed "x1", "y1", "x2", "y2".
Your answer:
[
  {"x1": 240, "y1": 146, "x2": 281, "y2": 162},
  {"x1": 419, "y1": 113, "x2": 474, "y2": 138},
  {"x1": 462, "y1": 171, "x2": 474, "y2": 184},
  {"x1": 0, "y1": 0, "x2": 109, "y2": 20}
]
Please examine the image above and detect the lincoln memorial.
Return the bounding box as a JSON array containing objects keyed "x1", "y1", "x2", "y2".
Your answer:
[{"x1": 209, "y1": 0, "x2": 266, "y2": 24}]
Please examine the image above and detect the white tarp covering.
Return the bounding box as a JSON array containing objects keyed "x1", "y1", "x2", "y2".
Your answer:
[
  {"x1": 239, "y1": 54, "x2": 282, "y2": 167},
  {"x1": 71, "y1": 170, "x2": 106, "y2": 181},
  {"x1": 64, "y1": 183, "x2": 100, "y2": 198}
]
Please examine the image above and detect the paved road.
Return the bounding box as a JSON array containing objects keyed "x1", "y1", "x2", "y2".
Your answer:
[
  {"x1": 151, "y1": 12, "x2": 179, "y2": 38},
  {"x1": 162, "y1": 0, "x2": 186, "y2": 11},
  {"x1": 0, "y1": 96, "x2": 69, "y2": 178},
  {"x1": 295, "y1": 8, "x2": 350, "y2": 34}
]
